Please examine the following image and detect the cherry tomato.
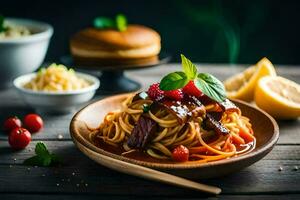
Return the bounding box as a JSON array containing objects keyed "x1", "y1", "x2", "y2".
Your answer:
[
  {"x1": 8, "y1": 127, "x2": 31, "y2": 149},
  {"x1": 3, "y1": 116, "x2": 22, "y2": 132},
  {"x1": 23, "y1": 114, "x2": 44, "y2": 133},
  {"x1": 172, "y1": 145, "x2": 189, "y2": 162}
]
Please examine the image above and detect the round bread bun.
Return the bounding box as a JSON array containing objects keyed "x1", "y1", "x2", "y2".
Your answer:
[{"x1": 70, "y1": 25, "x2": 161, "y2": 65}]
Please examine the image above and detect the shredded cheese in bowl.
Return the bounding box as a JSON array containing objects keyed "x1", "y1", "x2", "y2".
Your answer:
[{"x1": 24, "y1": 64, "x2": 91, "y2": 92}]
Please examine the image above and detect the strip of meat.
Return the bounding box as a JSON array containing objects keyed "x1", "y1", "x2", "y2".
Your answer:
[
  {"x1": 127, "y1": 115, "x2": 157, "y2": 149},
  {"x1": 132, "y1": 92, "x2": 148, "y2": 102},
  {"x1": 203, "y1": 113, "x2": 229, "y2": 135},
  {"x1": 150, "y1": 96, "x2": 206, "y2": 124},
  {"x1": 207, "y1": 112, "x2": 223, "y2": 121},
  {"x1": 204, "y1": 99, "x2": 239, "y2": 122},
  {"x1": 218, "y1": 99, "x2": 240, "y2": 113}
]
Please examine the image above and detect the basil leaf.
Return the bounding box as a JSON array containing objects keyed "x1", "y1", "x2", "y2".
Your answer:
[
  {"x1": 195, "y1": 73, "x2": 226, "y2": 102},
  {"x1": 42, "y1": 155, "x2": 52, "y2": 166},
  {"x1": 159, "y1": 71, "x2": 189, "y2": 91},
  {"x1": 24, "y1": 154, "x2": 51, "y2": 167},
  {"x1": 181, "y1": 54, "x2": 197, "y2": 79},
  {"x1": 116, "y1": 14, "x2": 127, "y2": 31},
  {"x1": 35, "y1": 142, "x2": 49, "y2": 156},
  {"x1": 24, "y1": 155, "x2": 44, "y2": 166},
  {"x1": 23, "y1": 142, "x2": 62, "y2": 167},
  {"x1": 93, "y1": 17, "x2": 115, "y2": 29},
  {"x1": 50, "y1": 154, "x2": 63, "y2": 164}
]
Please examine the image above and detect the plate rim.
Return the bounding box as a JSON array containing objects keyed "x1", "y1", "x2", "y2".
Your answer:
[{"x1": 70, "y1": 93, "x2": 279, "y2": 169}]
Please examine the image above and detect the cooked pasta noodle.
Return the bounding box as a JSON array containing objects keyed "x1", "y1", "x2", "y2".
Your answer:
[
  {"x1": 24, "y1": 63, "x2": 90, "y2": 92},
  {"x1": 90, "y1": 94, "x2": 255, "y2": 163}
]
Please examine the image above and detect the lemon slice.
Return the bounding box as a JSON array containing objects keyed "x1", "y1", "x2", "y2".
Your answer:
[
  {"x1": 224, "y1": 57, "x2": 277, "y2": 102},
  {"x1": 255, "y1": 76, "x2": 300, "y2": 119}
]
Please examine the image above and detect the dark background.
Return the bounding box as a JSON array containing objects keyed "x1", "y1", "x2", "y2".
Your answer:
[{"x1": 2, "y1": 0, "x2": 300, "y2": 64}]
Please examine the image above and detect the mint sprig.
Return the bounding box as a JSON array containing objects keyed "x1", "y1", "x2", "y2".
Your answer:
[
  {"x1": 23, "y1": 142, "x2": 62, "y2": 167},
  {"x1": 159, "y1": 54, "x2": 226, "y2": 102},
  {"x1": 93, "y1": 14, "x2": 127, "y2": 32}
]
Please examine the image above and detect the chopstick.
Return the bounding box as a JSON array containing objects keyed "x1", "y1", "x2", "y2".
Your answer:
[{"x1": 77, "y1": 142, "x2": 221, "y2": 195}]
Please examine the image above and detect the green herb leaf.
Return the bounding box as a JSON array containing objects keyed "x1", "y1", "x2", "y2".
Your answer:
[
  {"x1": 142, "y1": 104, "x2": 150, "y2": 113},
  {"x1": 50, "y1": 153, "x2": 63, "y2": 164},
  {"x1": 93, "y1": 14, "x2": 128, "y2": 31},
  {"x1": 93, "y1": 17, "x2": 115, "y2": 29},
  {"x1": 23, "y1": 155, "x2": 44, "y2": 166},
  {"x1": 0, "y1": 15, "x2": 7, "y2": 33},
  {"x1": 159, "y1": 71, "x2": 189, "y2": 91},
  {"x1": 23, "y1": 142, "x2": 62, "y2": 167},
  {"x1": 42, "y1": 155, "x2": 52, "y2": 166},
  {"x1": 195, "y1": 73, "x2": 226, "y2": 102},
  {"x1": 158, "y1": 54, "x2": 226, "y2": 102},
  {"x1": 35, "y1": 142, "x2": 49, "y2": 156},
  {"x1": 115, "y1": 14, "x2": 127, "y2": 31},
  {"x1": 181, "y1": 54, "x2": 197, "y2": 79},
  {"x1": 23, "y1": 155, "x2": 52, "y2": 167}
]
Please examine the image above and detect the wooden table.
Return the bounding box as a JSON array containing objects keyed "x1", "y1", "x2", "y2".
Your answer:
[{"x1": 0, "y1": 64, "x2": 299, "y2": 200}]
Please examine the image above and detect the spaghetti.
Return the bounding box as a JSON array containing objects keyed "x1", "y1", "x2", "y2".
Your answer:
[{"x1": 90, "y1": 93, "x2": 256, "y2": 163}]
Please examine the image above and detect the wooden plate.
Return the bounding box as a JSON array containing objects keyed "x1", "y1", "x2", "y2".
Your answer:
[{"x1": 70, "y1": 94, "x2": 279, "y2": 179}]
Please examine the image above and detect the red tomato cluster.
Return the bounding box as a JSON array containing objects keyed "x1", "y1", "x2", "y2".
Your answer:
[{"x1": 3, "y1": 114, "x2": 44, "y2": 149}]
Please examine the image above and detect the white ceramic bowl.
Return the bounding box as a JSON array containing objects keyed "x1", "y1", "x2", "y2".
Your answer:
[
  {"x1": 0, "y1": 18, "x2": 53, "y2": 89},
  {"x1": 13, "y1": 72, "x2": 100, "y2": 114}
]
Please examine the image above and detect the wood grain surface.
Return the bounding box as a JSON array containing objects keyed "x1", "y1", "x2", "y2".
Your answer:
[{"x1": 0, "y1": 64, "x2": 299, "y2": 199}]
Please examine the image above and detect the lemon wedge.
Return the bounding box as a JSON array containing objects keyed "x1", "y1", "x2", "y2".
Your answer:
[
  {"x1": 255, "y1": 76, "x2": 300, "y2": 119},
  {"x1": 224, "y1": 57, "x2": 277, "y2": 102}
]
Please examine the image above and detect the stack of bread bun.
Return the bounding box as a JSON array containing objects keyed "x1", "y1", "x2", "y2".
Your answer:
[{"x1": 70, "y1": 25, "x2": 161, "y2": 66}]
